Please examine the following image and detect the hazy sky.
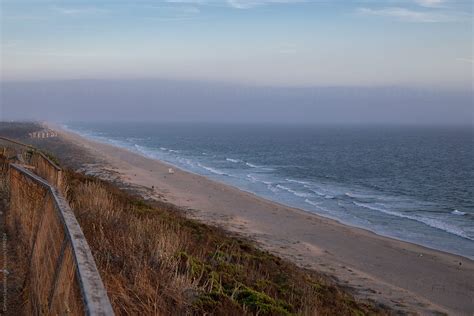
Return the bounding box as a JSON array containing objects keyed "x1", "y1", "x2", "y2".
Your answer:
[
  {"x1": 1, "y1": 0, "x2": 472, "y2": 88},
  {"x1": 0, "y1": 0, "x2": 473, "y2": 124}
]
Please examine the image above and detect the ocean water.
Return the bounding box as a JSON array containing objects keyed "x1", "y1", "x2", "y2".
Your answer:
[{"x1": 64, "y1": 122, "x2": 474, "y2": 259}]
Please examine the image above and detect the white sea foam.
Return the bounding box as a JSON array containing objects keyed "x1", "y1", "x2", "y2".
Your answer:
[
  {"x1": 345, "y1": 191, "x2": 397, "y2": 202},
  {"x1": 309, "y1": 188, "x2": 326, "y2": 197},
  {"x1": 452, "y1": 210, "x2": 466, "y2": 216},
  {"x1": 304, "y1": 199, "x2": 319, "y2": 206},
  {"x1": 353, "y1": 202, "x2": 473, "y2": 241},
  {"x1": 245, "y1": 162, "x2": 274, "y2": 171},
  {"x1": 276, "y1": 185, "x2": 312, "y2": 198},
  {"x1": 276, "y1": 184, "x2": 291, "y2": 191},
  {"x1": 197, "y1": 163, "x2": 227, "y2": 176},
  {"x1": 134, "y1": 144, "x2": 157, "y2": 158},
  {"x1": 303, "y1": 185, "x2": 334, "y2": 199},
  {"x1": 245, "y1": 162, "x2": 259, "y2": 168},
  {"x1": 304, "y1": 199, "x2": 332, "y2": 213},
  {"x1": 267, "y1": 184, "x2": 279, "y2": 193},
  {"x1": 134, "y1": 144, "x2": 144, "y2": 151},
  {"x1": 226, "y1": 158, "x2": 241, "y2": 163},
  {"x1": 345, "y1": 192, "x2": 377, "y2": 199},
  {"x1": 176, "y1": 157, "x2": 195, "y2": 167},
  {"x1": 246, "y1": 174, "x2": 258, "y2": 182},
  {"x1": 286, "y1": 178, "x2": 309, "y2": 185},
  {"x1": 246, "y1": 174, "x2": 273, "y2": 186}
]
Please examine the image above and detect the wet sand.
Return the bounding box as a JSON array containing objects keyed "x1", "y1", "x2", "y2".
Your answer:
[{"x1": 53, "y1": 125, "x2": 474, "y2": 315}]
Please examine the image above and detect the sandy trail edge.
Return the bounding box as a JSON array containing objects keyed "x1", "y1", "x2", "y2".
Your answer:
[{"x1": 53, "y1": 125, "x2": 473, "y2": 315}]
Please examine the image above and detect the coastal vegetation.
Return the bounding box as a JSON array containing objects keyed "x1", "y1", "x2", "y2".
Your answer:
[{"x1": 66, "y1": 170, "x2": 385, "y2": 315}]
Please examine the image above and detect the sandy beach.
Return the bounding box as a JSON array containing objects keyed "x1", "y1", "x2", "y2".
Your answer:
[{"x1": 51, "y1": 125, "x2": 473, "y2": 315}]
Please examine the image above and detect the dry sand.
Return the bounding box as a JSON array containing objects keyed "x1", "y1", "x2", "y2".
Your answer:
[{"x1": 54, "y1": 126, "x2": 474, "y2": 315}]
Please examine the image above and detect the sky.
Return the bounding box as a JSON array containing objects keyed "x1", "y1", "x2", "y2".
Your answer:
[{"x1": 0, "y1": 0, "x2": 473, "y2": 123}]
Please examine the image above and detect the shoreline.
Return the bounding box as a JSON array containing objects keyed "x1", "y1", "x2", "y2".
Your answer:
[
  {"x1": 61, "y1": 123, "x2": 474, "y2": 261},
  {"x1": 50, "y1": 124, "x2": 474, "y2": 315},
  {"x1": 60, "y1": 123, "x2": 473, "y2": 261},
  {"x1": 61, "y1": 124, "x2": 474, "y2": 261}
]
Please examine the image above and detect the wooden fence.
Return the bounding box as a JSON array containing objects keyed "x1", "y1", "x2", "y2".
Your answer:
[
  {"x1": 30, "y1": 151, "x2": 63, "y2": 190},
  {"x1": 0, "y1": 136, "x2": 113, "y2": 315},
  {"x1": 0, "y1": 136, "x2": 63, "y2": 189},
  {"x1": 8, "y1": 164, "x2": 113, "y2": 315}
]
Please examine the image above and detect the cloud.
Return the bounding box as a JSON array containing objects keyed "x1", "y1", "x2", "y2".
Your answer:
[
  {"x1": 165, "y1": 0, "x2": 305, "y2": 9},
  {"x1": 456, "y1": 58, "x2": 474, "y2": 64},
  {"x1": 414, "y1": 0, "x2": 445, "y2": 8},
  {"x1": 52, "y1": 6, "x2": 108, "y2": 15},
  {"x1": 227, "y1": 0, "x2": 305, "y2": 9},
  {"x1": 165, "y1": 0, "x2": 209, "y2": 3},
  {"x1": 141, "y1": 5, "x2": 201, "y2": 20},
  {"x1": 357, "y1": 7, "x2": 461, "y2": 22}
]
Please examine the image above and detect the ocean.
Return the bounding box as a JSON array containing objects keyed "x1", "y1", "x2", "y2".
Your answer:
[{"x1": 64, "y1": 122, "x2": 474, "y2": 259}]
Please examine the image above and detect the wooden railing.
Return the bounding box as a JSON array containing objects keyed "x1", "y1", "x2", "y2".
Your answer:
[
  {"x1": 30, "y1": 151, "x2": 63, "y2": 189},
  {"x1": 0, "y1": 136, "x2": 63, "y2": 189},
  {"x1": 8, "y1": 164, "x2": 113, "y2": 315},
  {"x1": 0, "y1": 136, "x2": 113, "y2": 315}
]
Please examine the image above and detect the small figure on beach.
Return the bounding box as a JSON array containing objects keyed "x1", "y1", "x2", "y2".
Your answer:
[{"x1": 168, "y1": 168, "x2": 175, "y2": 174}]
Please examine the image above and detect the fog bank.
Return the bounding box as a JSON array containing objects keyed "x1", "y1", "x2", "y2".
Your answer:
[{"x1": 1, "y1": 79, "x2": 472, "y2": 125}]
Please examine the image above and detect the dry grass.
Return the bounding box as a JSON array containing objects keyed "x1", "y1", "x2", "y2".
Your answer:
[{"x1": 66, "y1": 171, "x2": 386, "y2": 316}]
